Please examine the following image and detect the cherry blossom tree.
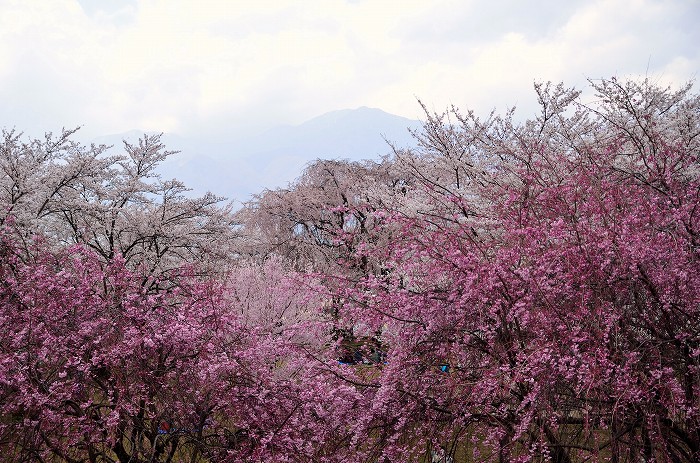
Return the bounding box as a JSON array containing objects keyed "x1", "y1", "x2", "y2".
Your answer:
[
  {"x1": 0, "y1": 130, "x2": 366, "y2": 463},
  {"x1": 0, "y1": 231, "x2": 362, "y2": 463},
  {"x1": 329, "y1": 78, "x2": 700, "y2": 462},
  {"x1": 0, "y1": 129, "x2": 237, "y2": 286},
  {"x1": 234, "y1": 158, "x2": 412, "y2": 275},
  {"x1": 2, "y1": 76, "x2": 698, "y2": 463},
  {"x1": 0, "y1": 236, "x2": 225, "y2": 461},
  {"x1": 234, "y1": 157, "x2": 424, "y2": 362}
]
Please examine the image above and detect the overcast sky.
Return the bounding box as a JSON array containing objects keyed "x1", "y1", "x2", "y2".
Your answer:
[{"x1": 0, "y1": 0, "x2": 698, "y2": 141}]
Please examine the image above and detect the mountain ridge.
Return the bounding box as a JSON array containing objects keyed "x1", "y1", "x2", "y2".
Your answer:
[{"x1": 91, "y1": 107, "x2": 422, "y2": 204}]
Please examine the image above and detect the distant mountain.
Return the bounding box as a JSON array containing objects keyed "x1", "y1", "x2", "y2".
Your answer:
[
  {"x1": 91, "y1": 107, "x2": 422, "y2": 205},
  {"x1": 234, "y1": 106, "x2": 421, "y2": 161}
]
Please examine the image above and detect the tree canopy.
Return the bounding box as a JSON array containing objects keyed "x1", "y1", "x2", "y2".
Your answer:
[{"x1": 1, "y1": 77, "x2": 699, "y2": 462}]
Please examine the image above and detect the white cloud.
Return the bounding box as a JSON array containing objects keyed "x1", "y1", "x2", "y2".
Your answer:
[{"x1": 0, "y1": 0, "x2": 697, "y2": 139}]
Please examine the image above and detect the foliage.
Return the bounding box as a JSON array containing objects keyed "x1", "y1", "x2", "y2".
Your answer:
[
  {"x1": 329, "y1": 78, "x2": 700, "y2": 462},
  {"x1": 2, "y1": 77, "x2": 699, "y2": 462},
  {"x1": 0, "y1": 234, "x2": 356, "y2": 462},
  {"x1": 0, "y1": 130, "x2": 236, "y2": 286}
]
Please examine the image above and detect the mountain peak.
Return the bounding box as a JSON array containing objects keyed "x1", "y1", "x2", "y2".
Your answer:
[
  {"x1": 89, "y1": 107, "x2": 422, "y2": 203},
  {"x1": 301, "y1": 106, "x2": 415, "y2": 128}
]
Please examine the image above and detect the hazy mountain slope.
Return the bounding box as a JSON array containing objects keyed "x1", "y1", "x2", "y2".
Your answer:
[{"x1": 92, "y1": 107, "x2": 421, "y2": 204}]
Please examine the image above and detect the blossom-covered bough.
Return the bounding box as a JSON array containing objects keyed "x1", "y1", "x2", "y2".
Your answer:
[
  {"x1": 1, "y1": 77, "x2": 698, "y2": 462},
  {"x1": 324, "y1": 78, "x2": 700, "y2": 462},
  {"x1": 0, "y1": 235, "x2": 351, "y2": 462}
]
